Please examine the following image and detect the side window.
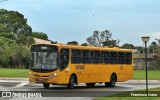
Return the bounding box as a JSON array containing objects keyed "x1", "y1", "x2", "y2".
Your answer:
[
  {"x1": 60, "y1": 49, "x2": 69, "y2": 70},
  {"x1": 92, "y1": 51, "x2": 100, "y2": 64},
  {"x1": 109, "y1": 52, "x2": 117, "y2": 64},
  {"x1": 101, "y1": 51, "x2": 109, "y2": 64},
  {"x1": 125, "y1": 52, "x2": 132, "y2": 64},
  {"x1": 71, "y1": 49, "x2": 81, "y2": 64},
  {"x1": 118, "y1": 52, "x2": 124, "y2": 64},
  {"x1": 82, "y1": 50, "x2": 91, "y2": 64}
]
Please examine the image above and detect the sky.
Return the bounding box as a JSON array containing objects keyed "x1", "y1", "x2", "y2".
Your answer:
[{"x1": 1, "y1": 0, "x2": 160, "y2": 46}]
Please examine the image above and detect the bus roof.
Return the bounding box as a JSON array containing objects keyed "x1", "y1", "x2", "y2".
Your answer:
[{"x1": 32, "y1": 44, "x2": 133, "y2": 52}]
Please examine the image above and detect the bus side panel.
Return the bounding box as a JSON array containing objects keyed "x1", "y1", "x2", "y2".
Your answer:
[
  {"x1": 117, "y1": 64, "x2": 133, "y2": 82},
  {"x1": 100, "y1": 64, "x2": 111, "y2": 82},
  {"x1": 124, "y1": 64, "x2": 133, "y2": 80},
  {"x1": 68, "y1": 64, "x2": 88, "y2": 84},
  {"x1": 119, "y1": 64, "x2": 127, "y2": 82}
]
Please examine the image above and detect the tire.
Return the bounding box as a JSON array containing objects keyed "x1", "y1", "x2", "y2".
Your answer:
[
  {"x1": 86, "y1": 83, "x2": 95, "y2": 87},
  {"x1": 67, "y1": 75, "x2": 75, "y2": 89},
  {"x1": 105, "y1": 74, "x2": 117, "y2": 87},
  {"x1": 43, "y1": 83, "x2": 50, "y2": 89}
]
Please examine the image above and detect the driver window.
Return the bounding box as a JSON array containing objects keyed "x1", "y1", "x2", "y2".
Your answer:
[
  {"x1": 60, "y1": 49, "x2": 69, "y2": 70},
  {"x1": 31, "y1": 52, "x2": 35, "y2": 66}
]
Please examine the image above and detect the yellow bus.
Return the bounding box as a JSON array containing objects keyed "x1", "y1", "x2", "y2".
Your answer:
[{"x1": 29, "y1": 44, "x2": 133, "y2": 89}]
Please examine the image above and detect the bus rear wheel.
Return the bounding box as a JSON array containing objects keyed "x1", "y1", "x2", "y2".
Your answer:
[
  {"x1": 105, "y1": 74, "x2": 117, "y2": 87},
  {"x1": 86, "y1": 83, "x2": 95, "y2": 87},
  {"x1": 43, "y1": 83, "x2": 50, "y2": 89},
  {"x1": 67, "y1": 75, "x2": 75, "y2": 89}
]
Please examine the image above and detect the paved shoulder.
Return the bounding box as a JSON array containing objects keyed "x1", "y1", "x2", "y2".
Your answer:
[{"x1": 0, "y1": 77, "x2": 28, "y2": 80}]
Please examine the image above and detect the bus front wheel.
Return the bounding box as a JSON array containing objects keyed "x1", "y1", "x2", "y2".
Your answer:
[
  {"x1": 43, "y1": 83, "x2": 50, "y2": 89},
  {"x1": 105, "y1": 74, "x2": 117, "y2": 87},
  {"x1": 67, "y1": 75, "x2": 75, "y2": 89}
]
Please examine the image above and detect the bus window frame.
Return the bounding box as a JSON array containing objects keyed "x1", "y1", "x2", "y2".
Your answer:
[
  {"x1": 108, "y1": 51, "x2": 117, "y2": 64},
  {"x1": 71, "y1": 49, "x2": 81, "y2": 64},
  {"x1": 117, "y1": 52, "x2": 125, "y2": 64},
  {"x1": 92, "y1": 50, "x2": 101, "y2": 64},
  {"x1": 125, "y1": 52, "x2": 132, "y2": 64},
  {"x1": 82, "y1": 50, "x2": 91, "y2": 64},
  {"x1": 101, "y1": 51, "x2": 109, "y2": 64}
]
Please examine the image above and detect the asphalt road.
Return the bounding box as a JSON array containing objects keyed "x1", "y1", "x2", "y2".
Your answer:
[{"x1": 0, "y1": 79, "x2": 160, "y2": 100}]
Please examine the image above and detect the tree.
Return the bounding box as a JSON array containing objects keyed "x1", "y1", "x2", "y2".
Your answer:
[
  {"x1": 86, "y1": 30, "x2": 118, "y2": 47},
  {"x1": 103, "y1": 40, "x2": 118, "y2": 47},
  {"x1": 152, "y1": 48, "x2": 160, "y2": 70},
  {"x1": 0, "y1": 9, "x2": 33, "y2": 46},
  {"x1": 16, "y1": 34, "x2": 34, "y2": 47},
  {"x1": 150, "y1": 42, "x2": 158, "y2": 53},
  {"x1": 31, "y1": 32, "x2": 48, "y2": 40},
  {"x1": 67, "y1": 41, "x2": 78, "y2": 45},
  {"x1": 81, "y1": 43, "x2": 88, "y2": 46},
  {"x1": 0, "y1": 36, "x2": 30, "y2": 68},
  {"x1": 121, "y1": 43, "x2": 135, "y2": 49},
  {"x1": 0, "y1": 33, "x2": 15, "y2": 40},
  {"x1": 0, "y1": 9, "x2": 32, "y2": 68},
  {"x1": 135, "y1": 46, "x2": 144, "y2": 53},
  {"x1": 150, "y1": 40, "x2": 160, "y2": 69},
  {"x1": 0, "y1": 36, "x2": 17, "y2": 68}
]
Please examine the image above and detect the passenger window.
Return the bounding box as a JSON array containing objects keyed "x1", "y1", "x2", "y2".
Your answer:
[
  {"x1": 92, "y1": 51, "x2": 100, "y2": 64},
  {"x1": 109, "y1": 52, "x2": 117, "y2": 64},
  {"x1": 71, "y1": 49, "x2": 81, "y2": 64},
  {"x1": 60, "y1": 49, "x2": 69, "y2": 70},
  {"x1": 101, "y1": 51, "x2": 109, "y2": 64},
  {"x1": 125, "y1": 52, "x2": 132, "y2": 64},
  {"x1": 118, "y1": 52, "x2": 124, "y2": 64},
  {"x1": 82, "y1": 50, "x2": 91, "y2": 64}
]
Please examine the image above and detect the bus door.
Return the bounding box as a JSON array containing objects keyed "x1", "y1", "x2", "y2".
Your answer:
[
  {"x1": 71, "y1": 49, "x2": 85, "y2": 83},
  {"x1": 59, "y1": 48, "x2": 70, "y2": 82}
]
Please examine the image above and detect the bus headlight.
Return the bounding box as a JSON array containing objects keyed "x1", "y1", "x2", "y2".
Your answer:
[
  {"x1": 65, "y1": 67, "x2": 70, "y2": 72},
  {"x1": 49, "y1": 72, "x2": 58, "y2": 78},
  {"x1": 54, "y1": 72, "x2": 58, "y2": 76}
]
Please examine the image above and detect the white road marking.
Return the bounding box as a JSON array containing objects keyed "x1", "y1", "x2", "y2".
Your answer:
[{"x1": 14, "y1": 82, "x2": 29, "y2": 88}]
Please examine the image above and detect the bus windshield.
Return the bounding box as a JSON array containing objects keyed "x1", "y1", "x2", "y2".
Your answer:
[{"x1": 30, "y1": 52, "x2": 58, "y2": 70}]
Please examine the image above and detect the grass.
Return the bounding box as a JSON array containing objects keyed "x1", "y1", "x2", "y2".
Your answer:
[
  {"x1": 96, "y1": 87, "x2": 160, "y2": 100},
  {"x1": 0, "y1": 68, "x2": 28, "y2": 78},
  {"x1": 133, "y1": 70, "x2": 160, "y2": 80}
]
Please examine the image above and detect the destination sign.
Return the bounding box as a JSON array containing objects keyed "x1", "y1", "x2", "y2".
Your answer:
[{"x1": 31, "y1": 45, "x2": 58, "y2": 51}]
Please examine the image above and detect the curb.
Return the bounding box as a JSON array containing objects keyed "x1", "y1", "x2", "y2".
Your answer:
[{"x1": 125, "y1": 80, "x2": 160, "y2": 83}]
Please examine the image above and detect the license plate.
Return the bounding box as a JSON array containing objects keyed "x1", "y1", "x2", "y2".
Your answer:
[{"x1": 38, "y1": 79, "x2": 44, "y2": 81}]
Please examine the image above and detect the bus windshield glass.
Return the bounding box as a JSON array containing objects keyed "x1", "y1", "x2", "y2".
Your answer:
[{"x1": 30, "y1": 45, "x2": 58, "y2": 70}]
